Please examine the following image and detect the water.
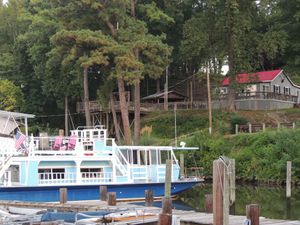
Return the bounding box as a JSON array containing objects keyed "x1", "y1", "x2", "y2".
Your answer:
[{"x1": 178, "y1": 184, "x2": 300, "y2": 220}]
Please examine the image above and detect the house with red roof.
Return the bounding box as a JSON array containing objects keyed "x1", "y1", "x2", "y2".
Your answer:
[{"x1": 220, "y1": 69, "x2": 300, "y2": 110}]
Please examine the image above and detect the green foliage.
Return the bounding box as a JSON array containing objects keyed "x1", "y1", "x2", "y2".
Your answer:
[
  {"x1": 229, "y1": 115, "x2": 248, "y2": 133},
  {"x1": 142, "y1": 111, "x2": 208, "y2": 138},
  {"x1": 0, "y1": 79, "x2": 24, "y2": 111},
  {"x1": 178, "y1": 128, "x2": 300, "y2": 183}
]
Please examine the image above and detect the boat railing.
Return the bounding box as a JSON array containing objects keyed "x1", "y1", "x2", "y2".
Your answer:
[
  {"x1": 38, "y1": 172, "x2": 113, "y2": 185},
  {"x1": 111, "y1": 139, "x2": 130, "y2": 177},
  {"x1": 30, "y1": 136, "x2": 76, "y2": 151},
  {"x1": 0, "y1": 136, "x2": 17, "y2": 157},
  {"x1": 38, "y1": 172, "x2": 76, "y2": 185},
  {"x1": 76, "y1": 125, "x2": 105, "y2": 130},
  {"x1": 81, "y1": 172, "x2": 112, "y2": 183}
]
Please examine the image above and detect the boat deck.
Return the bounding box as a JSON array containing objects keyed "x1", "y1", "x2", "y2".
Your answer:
[{"x1": 0, "y1": 200, "x2": 299, "y2": 225}]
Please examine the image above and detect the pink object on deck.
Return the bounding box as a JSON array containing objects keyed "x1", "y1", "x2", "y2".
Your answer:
[
  {"x1": 53, "y1": 136, "x2": 63, "y2": 150},
  {"x1": 67, "y1": 135, "x2": 77, "y2": 150}
]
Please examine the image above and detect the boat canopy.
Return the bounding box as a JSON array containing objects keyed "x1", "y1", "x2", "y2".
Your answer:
[{"x1": 0, "y1": 110, "x2": 35, "y2": 136}]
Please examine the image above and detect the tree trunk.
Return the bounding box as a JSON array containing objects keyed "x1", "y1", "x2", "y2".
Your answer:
[
  {"x1": 83, "y1": 66, "x2": 92, "y2": 126},
  {"x1": 64, "y1": 96, "x2": 69, "y2": 135},
  {"x1": 156, "y1": 79, "x2": 160, "y2": 93},
  {"x1": 134, "y1": 81, "x2": 140, "y2": 144},
  {"x1": 110, "y1": 94, "x2": 121, "y2": 143},
  {"x1": 226, "y1": 0, "x2": 237, "y2": 112},
  {"x1": 117, "y1": 77, "x2": 131, "y2": 144},
  {"x1": 131, "y1": 0, "x2": 141, "y2": 144}
]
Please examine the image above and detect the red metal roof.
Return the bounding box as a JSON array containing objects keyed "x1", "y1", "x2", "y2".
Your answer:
[{"x1": 222, "y1": 69, "x2": 282, "y2": 86}]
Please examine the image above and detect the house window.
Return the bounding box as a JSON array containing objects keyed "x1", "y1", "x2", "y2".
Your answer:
[
  {"x1": 220, "y1": 87, "x2": 227, "y2": 94},
  {"x1": 262, "y1": 85, "x2": 269, "y2": 92},
  {"x1": 273, "y1": 85, "x2": 280, "y2": 94},
  {"x1": 284, "y1": 87, "x2": 290, "y2": 95}
]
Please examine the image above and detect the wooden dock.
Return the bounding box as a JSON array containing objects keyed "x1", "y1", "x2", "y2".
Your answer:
[{"x1": 0, "y1": 200, "x2": 299, "y2": 225}]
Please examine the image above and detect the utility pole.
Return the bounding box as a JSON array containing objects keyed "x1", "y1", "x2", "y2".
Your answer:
[
  {"x1": 207, "y1": 65, "x2": 212, "y2": 134},
  {"x1": 164, "y1": 67, "x2": 168, "y2": 111}
]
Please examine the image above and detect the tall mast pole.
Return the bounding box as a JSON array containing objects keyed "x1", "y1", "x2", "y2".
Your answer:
[{"x1": 207, "y1": 64, "x2": 212, "y2": 134}]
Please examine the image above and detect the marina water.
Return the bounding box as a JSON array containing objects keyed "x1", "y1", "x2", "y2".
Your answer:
[{"x1": 178, "y1": 184, "x2": 300, "y2": 220}]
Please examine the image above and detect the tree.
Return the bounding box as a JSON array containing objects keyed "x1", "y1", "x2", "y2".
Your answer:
[
  {"x1": 51, "y1": 29, "x2": 115, "y2": 127},
  {"x1": 0, "y1": 79, "x2": 24, "y2": 111},
  {"x1": 276, "y1": 0, "x2": 300, "y2": 79}
]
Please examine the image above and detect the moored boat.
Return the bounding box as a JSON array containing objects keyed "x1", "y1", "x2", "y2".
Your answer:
[{"x1": 0, "y1": 110, "x2": 203, "y2": 202}]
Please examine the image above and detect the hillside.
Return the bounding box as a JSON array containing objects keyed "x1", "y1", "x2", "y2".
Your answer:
[
  {"x1": 140, "y1": 109, "x2": 300, "y2": 184},
  {"x1": 141, "y1": 108, "x2": 300, "y2": 141}
]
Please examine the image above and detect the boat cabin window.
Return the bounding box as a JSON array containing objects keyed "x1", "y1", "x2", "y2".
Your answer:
[
  {"x1": 80, "y1": 168, "x2": 103, "y2": 173},
  {"x1": 80, "y1": 168, "x2": 103, "y2": 178},
  {"x1": 38, "y1": 168, "x2": 65, "y2": 180},
  {"x1": 150, "y1": 150, "x2": 158, "y2": 165}
]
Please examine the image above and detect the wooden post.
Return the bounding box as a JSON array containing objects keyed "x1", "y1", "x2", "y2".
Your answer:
[
  {"x1": 107, "y1": 192, "x2": 116, "y2": 206},
  {"x1": 159, "y1": 159, "x2": 173, "y2": 225},
  {"x1": 292, "y1": 122, "x2": 295, "y2": 129},
  {"x1": 262, "y1": 123, "x2": 265, "y2": 132},
  {"x1": 223, "y1": 160, "x2": 229, "y2": 225},
  {"x1": 235, "y1": 124, "x2": 238, "y2": 134},
  {"x1": 180, "y1": 154, "x2": 184, "y2": 178},
  {"x1": 246, "y1": 204, "x2": 260, "y2": 225},
  {"x1": 100, "y1": 186, "x2": 107, "y2": 201},
  {"x1": 249, "y1": 123, "x2": 252, "y2": 133},
  {"x1": 277, "y1": 122, "x2": 280, "y2": 130},
  {"x1": 162, "y1": 197, "x2": 172, "y2": 214},
  {"x1": 229, "y1": 159, "x2": 236, "y2": 215},
  {"x1": 145, "y1": 190, "x2": 154, "y2": 207},
  {"x1": 205, "y1": 194, "x2": 213, "y2": 213},
  {"x1": 213, "y1": 159, "x2": 225, "y2": 225},
  {"x1": 158, "y1": 213, "x2": 172, "y2": 225},
  {"x1": 286, "y1": 161, "x2": 292, "y2": 198},
  {"x1": 59, "y1": 188, "x2": 67, "y2": 204},
  {"x1": 165, "y1": 159, "x2": 172, "y2": 197},
  {"x1": 207, "y1": 66, "x2": 212, "y2": 135}
]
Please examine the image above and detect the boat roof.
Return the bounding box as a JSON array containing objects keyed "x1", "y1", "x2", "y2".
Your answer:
[{"x1": 0, "y1": 110, "x2": 35, "y2": 119}]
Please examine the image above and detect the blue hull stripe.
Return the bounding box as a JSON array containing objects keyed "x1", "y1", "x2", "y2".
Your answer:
[{"x1": 0, "y1": 181, "x2": 200, "y2": 202}]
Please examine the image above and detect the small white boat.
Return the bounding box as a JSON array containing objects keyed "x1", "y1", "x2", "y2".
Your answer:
[{"x1": 8, "y1": 206, "x2": 46, "y2": 215}]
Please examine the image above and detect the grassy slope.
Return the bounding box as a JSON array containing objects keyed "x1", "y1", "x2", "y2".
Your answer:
[{"x1": 140, "y1": 108, "x2": 300, "y2": 183}]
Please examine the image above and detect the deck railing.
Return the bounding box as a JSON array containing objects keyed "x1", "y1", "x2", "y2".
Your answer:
[
  {"x1": 81, "y1": 172, "x2": 112, "y2": 183},
  {"x1": 221, "y1": 91, "x2": 298, "y2": 102},
  {"x1": 38, "y1": 172, "x2": 76, "y2": 185},
  {"x1": 76, "y1": 91, "x2": 299, "y2": 113},
  {"x1": 38, "y1": 172, "x2": 113, "y2": 185}
]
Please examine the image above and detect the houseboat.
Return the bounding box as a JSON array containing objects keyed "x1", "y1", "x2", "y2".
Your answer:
[{"x1": 0, "y1": 111, "x2": 202, "y2": 202}]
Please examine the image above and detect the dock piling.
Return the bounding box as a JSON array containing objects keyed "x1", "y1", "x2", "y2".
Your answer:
[
  {"x1": 229, "y1": 159, "x2": 236, "y2": 214},
  {"x1": 100, "y1": 185, "x2": 107, "y2": 201},
  {"x1": 145, "y1": 190, "x2": 154, "y2": 207},
  {"x1": 107, "y1": 192, "x2": 116, "y2": 206},
  {"x1": 205, "y1": 194, "x2": 213, "y2": 213},
  {"x1": 246, "y1": 204, "x2": 260, "y2": 225},
  {"x1": 59, "y1": 188, "x2": 67, "y2": 204},
  {"x1": 159, "y1": 160, "x2": 173, "y2": 225},
  {"x1": 213, "y1": 159, "x2": 225, "y2": 225}
]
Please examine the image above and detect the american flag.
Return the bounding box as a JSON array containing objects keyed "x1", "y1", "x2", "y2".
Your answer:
[{"x1": 15, "y1": 131, "x2": 26, "y2": 150}]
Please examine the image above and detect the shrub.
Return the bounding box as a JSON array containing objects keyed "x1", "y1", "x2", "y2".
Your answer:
[{"x1": 230, "y1": 115, "x2": 248, "y2": 134}]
